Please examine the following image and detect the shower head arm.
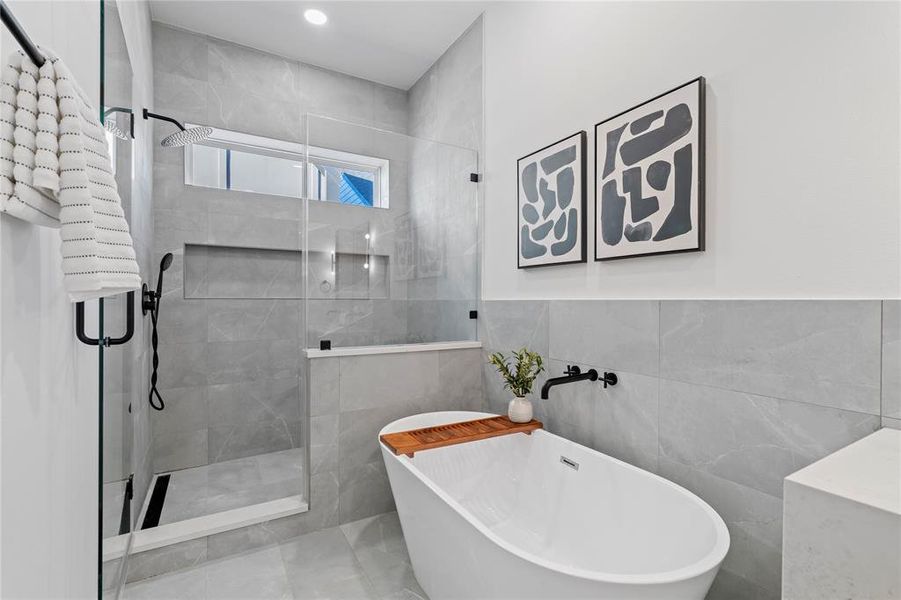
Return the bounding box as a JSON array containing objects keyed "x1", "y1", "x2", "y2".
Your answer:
[{"x1": 142, "y1": 108, "x2": 186, "y2": 131}]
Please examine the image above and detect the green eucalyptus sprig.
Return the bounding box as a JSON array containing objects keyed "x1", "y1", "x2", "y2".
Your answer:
[{"x1": 488, "y1": 348, "x2": 544, "y2": 398}]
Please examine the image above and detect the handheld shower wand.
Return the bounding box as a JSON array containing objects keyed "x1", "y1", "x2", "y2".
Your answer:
[{"x1": 144, "y1": 253, "x2": 174, "y2": 411}]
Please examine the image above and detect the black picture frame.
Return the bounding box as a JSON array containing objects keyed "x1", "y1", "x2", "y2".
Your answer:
[
  {"x1": 593, "y1": 77, "x2": 705, "y2": 261},
  {"x1": 516, "y1": 130, "x2": 587, "y2": 269}
]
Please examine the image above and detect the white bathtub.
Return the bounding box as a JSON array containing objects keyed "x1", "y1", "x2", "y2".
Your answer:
[{"x1": 380, "y1": 411, "x2": 730, "y2": 600}]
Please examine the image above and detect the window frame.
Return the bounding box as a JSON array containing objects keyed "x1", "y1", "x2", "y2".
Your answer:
[{"x1": 183, "y1": 124, "x2": 390, "y2": 208}]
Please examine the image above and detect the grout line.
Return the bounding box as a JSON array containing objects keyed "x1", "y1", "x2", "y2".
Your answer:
[
  {"x1": 656, "y1": 300, "x2": 662, "y2": 472},
  {"x1": 879, "y1": 300, "x2": 885, "y2": 421},
  {"x1": 338, "y1": 521, "x2": 381, "y2": 596},
  {"x1": 657, "y1": 376, "x2": 882, "y2": 419}
]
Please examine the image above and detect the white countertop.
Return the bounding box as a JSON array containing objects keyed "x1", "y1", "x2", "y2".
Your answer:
[{"x1": 785, "y1": 428, "x2": 901, "y2": 515}]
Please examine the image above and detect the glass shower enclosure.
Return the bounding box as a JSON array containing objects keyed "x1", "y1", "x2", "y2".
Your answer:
[
  {"x1": 303, "y1": 114, "x2": 480, "y2": 349},
  {"x1": 99, "y1": 47, "x2": 479, "y2": 595}
]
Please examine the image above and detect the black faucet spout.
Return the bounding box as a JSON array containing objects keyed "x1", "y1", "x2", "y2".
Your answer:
[{"x1": 540, "y1": 365, "x2": 599, "y2": 399}]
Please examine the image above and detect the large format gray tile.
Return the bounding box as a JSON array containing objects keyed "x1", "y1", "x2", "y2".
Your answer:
[
  {"x1": 207, "y1": 340, "x2": 300, "y2": 385},
  {"x1": 372, "y1": 85, "x2": 408, "y2": 134},
  {"x1": 154, "y1": 427, "x2": 209, "y2": 472},
  {"x1": 124, "y1": 563, "x2": 207, "y2": 599},
  {"x1": 478, "y1": 300, "x2": 549, "y2": 356},
  {"x1": 882, "y1": 300, "x2": 901, "y2": 419},
  {"x1": 591, "y1": 370, "x2": 660, "y2": 473},
  {"x1": 125, "y1": 538, "x2": 208, "y2": 583},
  {"x1": 207, "y1": 82, "x2": 302, "y2": 142},
  {"x1": 660, "y1": 300, "x2": 882, "y2": 414},
  {"x1": 300, "y1": 63, "x2": 376, "y2": 125},
  {"x1": 208, "y1": 419, "x2": 301, "y2": 463},
  {"x1": 310, "y1": 413, "x2": 339, "y2": 474},
  {"x1": 280, "y1": 528, "x2": 377, "y2": 599},
  {"x1": 207, "y1": 299, "x2": 301, "y2": 343},
  {"x1": 339, "y1": 352, "x2": 440, "y2": 412},
  {"x1": 157, "y1": 342, "x2": 208, "y2": 390},
  {"x1": 339, "y1": 406, "x2": 410, "y2": 469},
  {"x1": 207, "y1": 377, "x2": 301, "y2": 427},
  {"x1": 205, "y1": 545, "x2": 292, "y2": 600},
  {"x1": 156, "y1": 297, "x2": 209, "y2": 345},
  {"x1": 338, "y1": 461, "x2": 395, "y2": 524},
  {"x1": 659, "y1": 458, "x2": 782, "y2": 596},
  {"x1": 549, "y1": 300, "x2": 659, "y2": 377},
  {"x1": 437, "y1": 348, "x2": 483, "y2": 411},
  {"x1": 540, "y1": 359, "x2": 597, "y2": 448},
  {"x1": 152, "y1": 24, "x2": 208, "y2": 82},
  {"x1": 309, "y1": 358, "x2": 339, "y2": 417},
  {"x1": 208, "y1": 38, "x2": 298, "y2": 102},
  {"x1": 658, "y1": 379, "x2": 882, "y2": 498},
  {"x1": 706, "y1": 568, "x2": 778, "y2": 600},
  {"x1": 341, "y1": 512, "x2": 426, "y2": 600},
  {"x1": 150, "y1": 386, "x2": 209, "y2": 433},
  {"x1": 207, "y1": 512, "x2": 308, "y2": 561},
  {"x1": 208, "y1": 213, "x2": 301, "y2": 251}
]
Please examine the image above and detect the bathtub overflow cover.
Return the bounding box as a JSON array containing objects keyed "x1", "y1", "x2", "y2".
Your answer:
[{"x1": 560, "y1": 456, "x2": 579, "y2": 471}]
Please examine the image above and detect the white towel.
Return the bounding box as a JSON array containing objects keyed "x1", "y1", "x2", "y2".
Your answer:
[{"x1": 0, "y1": 49, "x2": 141, "y2": 302}]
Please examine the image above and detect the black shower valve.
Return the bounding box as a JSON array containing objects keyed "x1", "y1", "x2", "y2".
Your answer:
[{"x1": 141, "y1": 283, "x2": 158, "y2": 316}]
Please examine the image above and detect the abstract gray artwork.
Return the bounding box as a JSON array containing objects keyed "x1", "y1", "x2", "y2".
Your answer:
[
  {"x1": 517, "y1": 131, "x2": 587, "y2": 268},
  {"x1": 595, "y1": 77, "x2": 705, "y2": 260}
]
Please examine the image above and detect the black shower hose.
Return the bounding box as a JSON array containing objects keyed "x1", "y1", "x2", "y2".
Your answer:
[{"x1": 148, "y1": 303, "x2": 165, "y2": 411}]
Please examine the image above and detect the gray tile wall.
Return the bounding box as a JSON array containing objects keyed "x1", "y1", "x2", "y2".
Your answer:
[
  {"x1": 151, "y1": 23, "x2": 413, "y2": 471},
  {"x1": 404, "y1": 17, "x2": 483, "y2": 344},
  {"x1": 480, "y1": 299, "x2": 893, "y2": 600},
  {"x1": 307, "y1": 347, "x2": 483, "y2": 525}
]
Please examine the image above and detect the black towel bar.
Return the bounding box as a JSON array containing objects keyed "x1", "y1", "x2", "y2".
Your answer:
[{"x1": 0, "y1": 0, "x2": 47, "y2": 67}]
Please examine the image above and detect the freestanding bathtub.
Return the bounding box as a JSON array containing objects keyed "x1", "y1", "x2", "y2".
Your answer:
[{"x1": 380, "y1": 411, "x2": 730, "y2": 600}]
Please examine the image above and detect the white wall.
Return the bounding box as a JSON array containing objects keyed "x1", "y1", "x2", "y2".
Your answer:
[
  {"x1": 482, "y1": 1, "x2": 900, "y2": 299},
  {"x1": 0, "y1": 2, "x2": 101, "y2": 598}
]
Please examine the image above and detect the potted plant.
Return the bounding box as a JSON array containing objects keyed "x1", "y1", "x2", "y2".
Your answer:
[{"x1": 488, "y1": 348, "x2": 544, "y2": 423}]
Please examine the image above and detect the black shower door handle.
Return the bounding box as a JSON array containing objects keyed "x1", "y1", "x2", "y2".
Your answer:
[{"x1": 75, "y1": 290, "x2": 135, "y2": 347}]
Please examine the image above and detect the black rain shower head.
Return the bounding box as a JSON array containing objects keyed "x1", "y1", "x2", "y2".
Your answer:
[{"x1": 143, "y1": 108, "x2": 213, "y2": 148}]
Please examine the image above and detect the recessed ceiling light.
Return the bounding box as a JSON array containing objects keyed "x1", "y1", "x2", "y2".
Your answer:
[{"x1": 304, "y1": 8, "x2": 328, "y2": 26}]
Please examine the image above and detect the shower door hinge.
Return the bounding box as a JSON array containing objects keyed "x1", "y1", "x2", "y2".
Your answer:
[
  {"x1": 469, "y1": 310, "x2": 478, "y2": 319},
  {"x1": 470, "y1": 173, "x2": 480, "y2": 183}
]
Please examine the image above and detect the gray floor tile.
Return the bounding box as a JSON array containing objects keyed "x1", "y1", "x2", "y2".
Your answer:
[
  {"x1": 123, "y1": 512, "x2": 427, "y2": 600},
  {"x1": 123, "y1": 565, "x2": 207, "y2": 599},
  {"x1": 205, "y1": 546, "x2": 293, "y2": 600},
  {"x1": 158, "y1": 448, "x2": 306, "y2": 526},
  {"x1": 341, "y1": 512, "x2": 427, "y2": 600}
]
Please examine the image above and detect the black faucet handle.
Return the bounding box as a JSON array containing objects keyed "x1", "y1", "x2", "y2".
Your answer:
[
  {"x1": 602, "y1": 371, "x2": 618, "y2": 388},
  {"x1": 565, "y1": 365, "x2": 582, "y2": 376}
]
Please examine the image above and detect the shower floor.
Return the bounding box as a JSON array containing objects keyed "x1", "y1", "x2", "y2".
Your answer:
[{"x1": 147, "y1": 448, "x2": 305, "y2": 527}]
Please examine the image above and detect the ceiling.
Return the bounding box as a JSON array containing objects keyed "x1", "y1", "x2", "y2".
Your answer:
[{"x1": 149, "y1": 1, "x2": 487, "y2": 89}]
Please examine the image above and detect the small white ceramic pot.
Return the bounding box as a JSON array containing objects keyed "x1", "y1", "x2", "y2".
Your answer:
[{"x1": 508, "y1": 396, "x2": 533, "y2": 423}]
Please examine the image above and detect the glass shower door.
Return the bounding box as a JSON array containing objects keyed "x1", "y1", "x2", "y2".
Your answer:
[{"x1": 99, "y1": 1, "x2": 144, "y2": 596}]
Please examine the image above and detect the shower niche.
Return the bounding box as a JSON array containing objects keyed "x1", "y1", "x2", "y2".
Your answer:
[{"x1": 182, "y1": 243, "x2": 390, "y2": 300}]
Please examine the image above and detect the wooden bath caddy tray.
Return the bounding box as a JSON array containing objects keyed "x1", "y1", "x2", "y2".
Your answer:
[{"x1": 380, "y1": 416, "x2": 543, "y2": 457}]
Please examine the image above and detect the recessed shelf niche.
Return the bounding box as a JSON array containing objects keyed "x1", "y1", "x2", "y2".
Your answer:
[{"x1": 183, "y1": 243, "x2": 389, "y2": 300}]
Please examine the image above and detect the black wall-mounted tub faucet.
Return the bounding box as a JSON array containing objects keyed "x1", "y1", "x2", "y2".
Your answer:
[{"x1": 540, "y1": 365, "x2": 617, "y2": 399}]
